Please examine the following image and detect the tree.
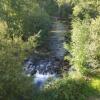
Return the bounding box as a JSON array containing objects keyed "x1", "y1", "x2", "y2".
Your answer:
[
  {"x1": 71, "y1": 0, "x2": 100, "y2": 72},
  {"x1": 0, "y1": 0, "x2": 52, "y2": 41}
]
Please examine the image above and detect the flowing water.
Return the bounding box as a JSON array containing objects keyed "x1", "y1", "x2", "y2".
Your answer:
[
  {"x1": 24, "y1": 20, "x2": 66, "y2": 88},
  {"x1": 49, "y1": 21, "x2": 66, "y2": 60}
]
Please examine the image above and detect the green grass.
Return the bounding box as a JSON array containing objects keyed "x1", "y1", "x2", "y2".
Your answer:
[{"x1": 32, "y1": 71, "x2": 100, "y2": 100}]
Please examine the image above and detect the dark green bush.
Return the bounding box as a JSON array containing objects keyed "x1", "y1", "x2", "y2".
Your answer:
[
  {"x1": 0, "y1": 35, "x2": 36, "y2": 100},
  {"x1": 71, "y1": 0, "x2": 100, "y2": 72},
  {"x1": 0, "y1": 0, "x2": 52, "y2": 43},
  {"x1": 32, "y1": 77, "x2": 99, "y2": 100},
  {"x1": 35, "y1": 0, "x2": 58, "y2": 16}
]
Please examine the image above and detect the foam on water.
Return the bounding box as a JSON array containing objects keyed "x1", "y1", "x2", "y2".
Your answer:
[
  {"x1": 34, "y1": 71, "x2": 56, "y2": 88},
  {"x1": 24, "y1": 59, "x2": 60, "y2": 89}
]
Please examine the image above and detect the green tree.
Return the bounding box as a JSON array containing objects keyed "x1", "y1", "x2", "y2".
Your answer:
[
  {"x1": 71, "y1": 0, "x2": 100, "y2": 72},
  {"x1": 0, "y1": 35, "x2": 35, "y2": 100},
  {"x1": 0, "y1": 0, "x2": 52, "y2": 41}
]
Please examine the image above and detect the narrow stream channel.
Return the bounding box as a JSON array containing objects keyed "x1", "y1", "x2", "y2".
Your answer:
[{"x1": 24, "y1": 20, "x2": 66, "y2": 89}]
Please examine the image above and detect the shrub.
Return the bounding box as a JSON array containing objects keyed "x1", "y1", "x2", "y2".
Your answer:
[
  {"x1": 71, "y1": 0, "x2": 100, "y2": 72},
  {"x1": 73, "y1": 1, "x2": 100, "y2": 20},
  {"x1": 0, "y1": 35, "x2": 36, "y2": 100},
  {"x1": 0, "y1": 0, "x2": 52, "y2": 43},
  {"x1": 87, "y1": 17, "x2": 100, "y2": 69},
  {"x1": 71, "y1": 19, "x2": 89, "y2": 72},
  {"x1": 35, "y1": 77, "x2": 98, "y2": 100}
]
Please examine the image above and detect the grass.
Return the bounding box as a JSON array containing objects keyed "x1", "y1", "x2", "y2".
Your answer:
[{"x1": 32, "y1": 70, "x2": 100, "y2": 100}]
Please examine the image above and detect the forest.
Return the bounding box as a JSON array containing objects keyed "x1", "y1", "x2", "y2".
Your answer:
[{"x1": 0, "y1": 0, "x2": 100, "y2": 100}]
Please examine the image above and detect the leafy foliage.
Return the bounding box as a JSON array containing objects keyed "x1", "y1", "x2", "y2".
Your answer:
[
  {"x1": 0, "y1": 35, "x2": 36, "y2": 100},
  {"x1": 73, "y1": 0, "x2": 100, "y2": 20},
  {"x1": 36, "y1": 0, "x2": 58, "y2": 16},
  {"x1": 71, "y1": 0, "x2": 100, "y2": 72},
  {"x1": 32, "y1": 73, "x2": 100, "y2": 100},
  {"x1": 71, "y1": 19, "x2": 89, "y2": 71},
  {"x1": 0, "y1": 0, "x2": 52, "y2": 42},
  {"x1": 87, "y1": 17, "x2": 100, "y2": 69},
  {"x1": 0, "y1": 0, "x2": 100, "y2": 100}
]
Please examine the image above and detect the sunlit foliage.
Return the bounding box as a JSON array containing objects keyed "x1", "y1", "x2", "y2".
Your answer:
[
  {"x1": 0, "y1": 0, "x2": 52, "y2": 42},
  {"x1": 0, "y1": 0, "x2": 100, "y2": 100},
  {"x1": 0, "y1": 34, "x2": 37, "y2": 99},
  {"x1": 71, "y1": 0, "x2": 100, "y2": 72}
]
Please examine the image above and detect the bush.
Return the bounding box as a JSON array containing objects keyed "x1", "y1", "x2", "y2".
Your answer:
[
  {"x1": 71, "y1": 0, "x2": 100, "y2": 72},
  {"x1": 39, "y1": 0, "x2": 58, "y2": 16},
  {"x1": 33, "y1": 76, "x2": 100, "y2": 100},
  {"x1": 87, "y1": 17, "x2": 100, "y2": 69},
  {"x1": 73, "y1": 1, "x2": 100, "y2": 20},
  {"x1": 0, "y1": 35, "x2": 36, "y2": 100},
  {"x1": 71, "y1": 17, "x2": 100, "y2": 71},
  {"x1": 22, "y1": 5, "x2": 52, "y2": 41},
  {"x1": 0, "y1": 0, "x2": 52, "y2": 43},
  {"x1": 71, "y1": 19, "x2": 89, "y2": 71}
]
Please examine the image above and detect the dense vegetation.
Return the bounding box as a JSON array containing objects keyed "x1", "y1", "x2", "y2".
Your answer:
[
  {"x1": 0, "y1": 0, "x2": 100, "y2": 100},
  {"x1": 71, "y1": 0, "x2": 100, "y2": 72}
]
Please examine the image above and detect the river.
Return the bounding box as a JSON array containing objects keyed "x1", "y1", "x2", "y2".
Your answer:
[{"x1": 24, "y1": 20, "x2": 66, "y2": 88}]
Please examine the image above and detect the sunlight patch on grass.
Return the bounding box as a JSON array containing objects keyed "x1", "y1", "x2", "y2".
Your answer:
[{"x1": 90, "y1": 78, "x2": 100, "y2": 92}]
